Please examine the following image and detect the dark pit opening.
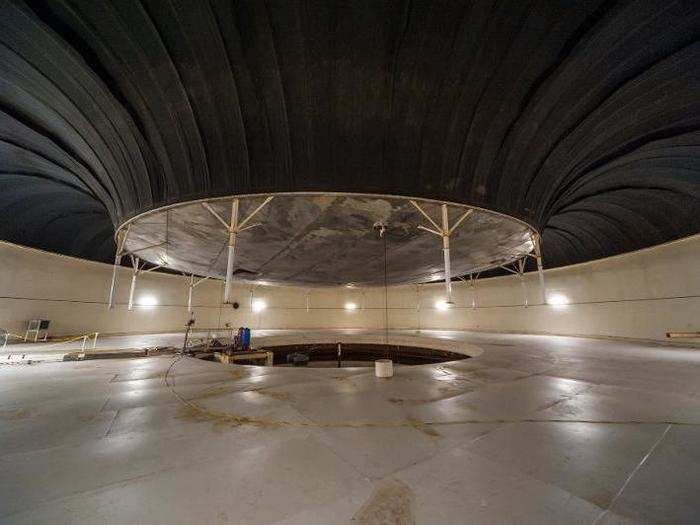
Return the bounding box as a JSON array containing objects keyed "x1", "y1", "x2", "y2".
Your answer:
[{"x1": 261, "y1": 343, "x2": 469, "y2": 368}]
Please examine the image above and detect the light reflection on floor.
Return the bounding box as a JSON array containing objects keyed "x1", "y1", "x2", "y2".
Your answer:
[{"x1": 1, "y1": 329, "x2": 700, "y2": 523}]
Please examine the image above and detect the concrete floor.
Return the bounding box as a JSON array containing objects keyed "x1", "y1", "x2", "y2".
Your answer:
[{"x1": 1, "y1": 330, "x2": 700, "y2": 524}]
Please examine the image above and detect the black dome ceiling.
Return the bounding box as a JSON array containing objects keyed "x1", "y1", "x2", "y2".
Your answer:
[{"x1": 1, "y1": 0, "x2": 699, "y2": 269}]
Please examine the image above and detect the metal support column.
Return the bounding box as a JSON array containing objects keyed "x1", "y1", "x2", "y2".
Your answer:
[
  {"x1": 108, "y1": 226, "x2": 130, "y2": 309},
  {"x1": 108, "y1": 254, "x2": 121, "y2": 310},
  {"x1": 188, "y1": 275, "x2": 194, "y2": 313},
  {"x1": 128, "y1": 256, "x2": 139, "y2": 311},
  {"x1": 469, "y1": 273, "x2": 479, "y2": 309},
  {"x1": 186, "y1": 274, "x2": 209, "y2": 314},
  {"x1": 202, "y1": 196, "x2": 273, "y2": 304},
  {"x1": 411, "y1": 200, "x2": 473, "y2": 306},
  {"x1": 518, "y1": 258, "x2": 528, "y2": 307},
  {"x1": 533, "y1": 233, "x2": 546, "y2": 304},
  {"x1": 441, "y1": 205, "x2": 453, "y2": 303},
  {"x1": 126, "y1": 256, "x2": 162, "y2": 311},
  {"x1": 224, "y1": 199, "x2": 239, "y2": 304}
]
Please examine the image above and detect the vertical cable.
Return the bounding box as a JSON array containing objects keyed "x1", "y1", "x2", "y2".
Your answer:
[
  {"x1": 165, "y1": 210, "x2": 170, "y2": 263},
  {"x1": 384, "y1": 228, "x2": 389, "y2": 344}
]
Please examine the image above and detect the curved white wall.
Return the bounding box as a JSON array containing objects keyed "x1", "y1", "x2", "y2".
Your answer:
[{"x1": 1, "y1": 234, "x2": 698, "y2": 342}]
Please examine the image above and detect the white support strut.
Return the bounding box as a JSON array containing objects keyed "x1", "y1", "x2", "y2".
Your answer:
[
  {"x1": 202, "y1": 196, "x2": 273, "y2": 304},
  {"x1": 410, "y1": 201, "x2": 473, "y2": 305},
  {"x1": 124, "y1": 256, "x2": 163, "y2": 311},
  {"x1": 108, "y1": 225, "x2": 167, "y2": 311},
  {"x1": 532, "y1": 233, "x2": 546, "y2": 304},
  {"x1": 128, "y1": 255, "x2": 139, "y2": 311},
  {"x1": 108, "y1": 225, "x2": 130, "y2": 310},
  {"x1": 518, "y1": 257, "x2": 528, "y2": 307},
  {"x1": 470, "y1": 273, "x2": 478, "y2": 309},
  {"x1": 187, "y1": 274, "x2": 210, "y2": 313},
  {"x1": 188, "y1": 275, "x2": 194, "y2": 313},
  {"x1": 224, "y1": 199, "x2": 239, "y2": 304},
  {"x1": 441, "y1": 204, "x2": 453, "y2": 303},
  {"x1": 108, "y1": 253, "x2": 121, "y2": 310}
]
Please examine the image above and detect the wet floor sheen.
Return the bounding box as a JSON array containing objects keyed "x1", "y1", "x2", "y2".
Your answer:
[{"x1": 1, "y1": 330, "x2": 699, "y2": 524}]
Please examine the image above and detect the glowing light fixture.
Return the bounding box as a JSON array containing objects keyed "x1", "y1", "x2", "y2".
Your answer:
[
  {"x1": 137, "y1": 295, "x2": 158, "y2": 308},
  {"x1": 345, "y1": 302, "x2": 358, "y2": 311},
  {"x1": 547, "y1": 292, "x2": 569, "y2": 308},
  {"x1": 435, "y1": 300, "x2": 452, "y2": 311},
  {"x1": 252, "y1": 298, "x2": 267, "y2": 312}
]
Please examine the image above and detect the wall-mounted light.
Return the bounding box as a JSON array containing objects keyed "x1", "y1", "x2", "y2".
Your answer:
[
  {"x1": 137, "y1": 295, "x2": 158, "y2": 308},
  {"x1": 546, "y1": 292, "x2": 569, "y2": 308},
  {"x1": 345, "y1": 302, "x2": 358, "y2": 311},
  {"x1": 252, "y1": 298, "x2": 266, "y2": 312},
  {"x1": 435, "y1": 300, "x2": 452, "y2": 311}
]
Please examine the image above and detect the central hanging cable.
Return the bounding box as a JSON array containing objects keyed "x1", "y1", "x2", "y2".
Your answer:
[
  {"x1": 374, "y1": 222, "x2": 389, "y2": 344},
  {"x1": 384, "y1": 229, "x2": 388, "y2": 344}
]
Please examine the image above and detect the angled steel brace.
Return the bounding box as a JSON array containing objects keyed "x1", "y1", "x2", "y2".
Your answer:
[
  {"x1": 202, "y1": 196, "x2": 274, "y2": 303},
  {"x1": 532, "y1": 232, "x2": 546, "y2": 304},
  {"x1": 517, "y1": 257, "x2": 528, "y2": 307},
  {"x1": 410, "y1": 200, "x2": 473, "y2": 305},
  {"x1": 187, "y1": 274, "x2": 210, "y2": 313},
  {"x1": 108, "y1": 224, "x2": 131, "y2": 309}
]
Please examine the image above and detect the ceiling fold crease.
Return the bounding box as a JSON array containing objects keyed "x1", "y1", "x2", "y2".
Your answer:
[{"x1": 0, "y1": 0, "x2": 697, "y2": 269}]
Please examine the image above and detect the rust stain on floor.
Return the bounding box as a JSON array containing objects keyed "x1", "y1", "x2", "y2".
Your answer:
[
  {"x1": 352, "y1": 478, "x2": 416, "y2": 524},
  {"x1": 186, "y1": 370, "x2": 253, "y2": 400},
  {"x1": 407, "y1": 418, "x2": 442, "y2": 437},
  {"x1": 386, "y1": 387, "x2": 472, "y2": 407},
  {"x1": 188, "y1": 383, "x2": 244, "y2": 400},
  {"x1": 229, "y1": 369, "x2": 249, "y2": 380},
  {"x1": 175, "y1": 405, "x2": 281, "y2": 429},
  {"x1": 253, "y1": 389, "x2": 292, "y2": 401},
  {"x1": 110, "y1": 371, "x2": 164, "y2": 383},
  {"x1": 0, "y1": 407, "x2": 30, "y2": 421}
]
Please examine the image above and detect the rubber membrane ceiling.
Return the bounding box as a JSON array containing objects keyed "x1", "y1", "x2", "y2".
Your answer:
[{"x1": 0, "y1": 0, "x2": 698, "y2": 269}]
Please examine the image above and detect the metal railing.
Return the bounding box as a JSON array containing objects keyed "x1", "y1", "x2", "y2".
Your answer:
[
  {"x1": 1, "y1": 330, "x2": 25, "y2": 350},
  {"x1": 55, "y1": 331, "x2": 100, "y2": 351},
  {"x1": 184, "y1": 327, "x2": 245, "y2": 353},
  {"x1": 1, "y1": 330, "x2": 99, "y2": 352}
]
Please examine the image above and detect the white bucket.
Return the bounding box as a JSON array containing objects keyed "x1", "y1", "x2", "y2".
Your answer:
[{"x1": 375, "y1": 359, "x2": 394, "y2": 378}]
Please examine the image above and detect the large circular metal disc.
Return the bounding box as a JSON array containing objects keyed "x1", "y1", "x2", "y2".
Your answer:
[{"x1": 121, "y1": 193, "x2": 534, "y2": 287}]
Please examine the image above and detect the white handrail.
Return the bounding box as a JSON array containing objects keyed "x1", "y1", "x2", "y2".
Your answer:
[
  {"x1": 1, "y1": 331, "x2": 26, "y2": 350},
  {"x1": 2, "y1": 331, "x2": 100, "y2": 350}
]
